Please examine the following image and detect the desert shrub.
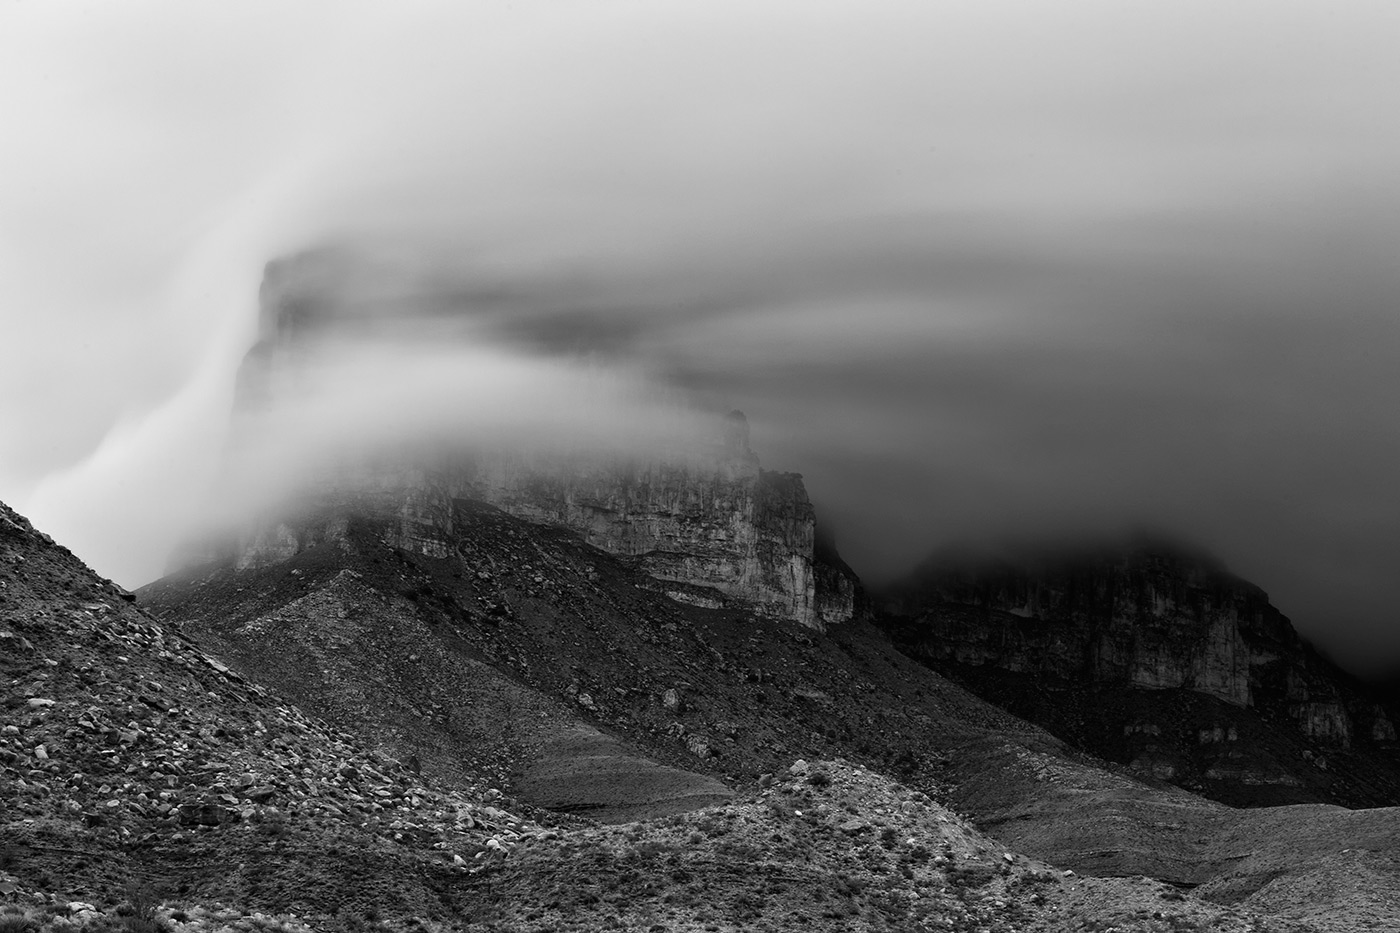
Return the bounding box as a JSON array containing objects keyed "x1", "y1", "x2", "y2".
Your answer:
[
  {"x1": 255, "y1": 817, "x2": 288, "y2": 839},
  {"x1": 0, "y1": 907, "x2": 40, "y2": 933},
  {"x1": 728, "y1": 891, "x2": 765, "y2": 921},
  {"x1": 696, "y1": 817, "x2": 727, "y2": 839},
  {"x1": 714, "y1": 840, "x2": 761, "y2": 862},
  {"x1": 833, "y1": 874, "x2": 864, "y2": 898},
  {"x1": 766, "y1": 799, "x2": 797, "y2": 822},
  {"x1": 332, "y1": 909, "x2": 366, "y2": 933},
  {"x1": 630, "y1": 841, "x2": 673, "y2": 861},
  {"x1": 118, "y1": 882, "x2": 167, "y2": 933},
  {"x1": 947, "y1": 862, "x2": 996, "y2": 888}
]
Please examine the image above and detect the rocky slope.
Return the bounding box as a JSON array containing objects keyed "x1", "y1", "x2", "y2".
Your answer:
[
  {"x1": 9, "y1": 496, "x2": 1348, "y2": 933},
  {"x1": 143, "y1": 497, "x2": 1002, "y2": 820},
  {"x1": 139, "y1": 495, "x2": 1400, "y2": 930},
  {"x1": 880, "y1": 539, "x2": 1400, "y2": 807},
  {"x1": 219, "y1": 251, "x2": 857, "y2": 630},
  {"x1": 0, "y1": 500, "x2": 542, "y2": 929}
]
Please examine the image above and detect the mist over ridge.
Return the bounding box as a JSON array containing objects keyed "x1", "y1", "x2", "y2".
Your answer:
[
  {"x1": 3, "y1": 2, "x2": 1399, "y2": 675},
  {"x1": 197, "y1": 236, "x2": 1400, "y2": 680}
]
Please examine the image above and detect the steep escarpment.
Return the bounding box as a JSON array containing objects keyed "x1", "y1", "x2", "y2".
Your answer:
[
  {"x1": 213, "y1": 251, "x2": 857, "y2": 629},
  {"x1": 452, "y1": 415, "x2": 858, "y2": 629},
  {"x1": 880, "y1": 540, "x2": 1400, "y2": 807},
  {"x1": 141, "y1": 494, "x2": 1400, "y2": 931}
]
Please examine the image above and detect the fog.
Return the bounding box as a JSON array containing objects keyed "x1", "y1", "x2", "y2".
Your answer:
[
  {"x1": 3, "y1": 2, "x2": 1399, "y2": 674},
  {"x1": 214, "y1": 282, "x2": 731, "y2": 534}
]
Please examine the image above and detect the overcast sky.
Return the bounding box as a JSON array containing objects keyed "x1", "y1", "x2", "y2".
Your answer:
[{"x1": 2, "y1": 1, "x2": 1399, "y2": 675}]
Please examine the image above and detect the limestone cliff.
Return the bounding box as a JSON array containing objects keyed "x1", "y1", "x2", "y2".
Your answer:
[
  {"x1": 452, "y1": 420, "x2": 841, "y2": 628},
  {"x1": 880, "y1": 541, "x2": 1400, "y2": 807},
  {"x1": 211, "y1": 251, "x2": 857, "y2": 630}
]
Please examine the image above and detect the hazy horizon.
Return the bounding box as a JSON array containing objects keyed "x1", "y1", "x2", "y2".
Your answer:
[{"x1": 3, "y1": 2, "x2": 1400, "y2": 676}]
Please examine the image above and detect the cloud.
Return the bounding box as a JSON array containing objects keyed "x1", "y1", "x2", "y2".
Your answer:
[
  {"x1": 22, "y1": 324, "x2": 241, "y2": 586},
  {"x1": 217, "y1": 317, "x2": 727, "y2": 520},
  {"x1": 2, "y1": 1, "x2": 1399, "y2": 672}
]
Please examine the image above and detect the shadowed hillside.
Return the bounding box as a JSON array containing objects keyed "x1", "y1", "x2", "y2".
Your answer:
[
  {"x1": 7, "y1": 495, "x2": 1334, "y2": 932},
  {"x1": 879, "y1": 539, "x2": 1400, "y2": 808},
  {"x1": 133, "y1": 496, "x2": 1400, "y2": 931}
]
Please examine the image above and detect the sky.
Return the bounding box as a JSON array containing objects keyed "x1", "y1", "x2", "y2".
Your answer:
[{"x1": 2, "y1": 1, "x2": 1399, "y2": 675}]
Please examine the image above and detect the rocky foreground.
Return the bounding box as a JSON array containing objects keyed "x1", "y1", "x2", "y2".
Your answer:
[
  {"x1": 2, "y1": 501, "x2": 539, "y2": 930},
  {"x1": 8, "y1": 496, "x2": 1379, "y2": 931},
  {"x1": 0, "y1": 497, "x2": 1295, "y2": 932},
  {"x1": 134, "y1": 491, "x2": 1400, "y2": 930}
]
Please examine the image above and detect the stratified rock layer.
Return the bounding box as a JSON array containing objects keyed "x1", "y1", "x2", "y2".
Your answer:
[
  {"x1": 881, "y1": 541, "x2": 1400, "y2": 807},
  {"x1": 220, "y1": 430, "x2": 856, "y2": 630},
  {"x1": 450, "y1": 416, "x2": 855, "y2": 630}
]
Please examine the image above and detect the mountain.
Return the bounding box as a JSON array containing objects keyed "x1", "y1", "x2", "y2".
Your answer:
[
  {"x1": 138, "y1": 490, "x2": 1400, "y2": 931},
  {"x1": 213, "y1": 250, "x2": 858, "y2": 631},
  {"x1": 13, "y1": 250, "x2": 1400, "y2": 930},
  {"x1": 11, "y1": 496, "x2": 1342, "y2": 933},
  {"x1": 879, "y1": 538, "x2": 1400, "y2": 808}
]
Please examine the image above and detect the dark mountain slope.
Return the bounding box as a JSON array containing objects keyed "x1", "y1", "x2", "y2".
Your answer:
[
  {"x1": 0, "y1": 500, "x2": 539, "y2": 927},
  {"x1": 8, "y1": 497, "x2": 1299, "y2": 933},
  {"x1": 144, "y1": 505, "x2": 737, "y2": 823},
  {"x1": 141, "y1": 498, "x2": 1036, "y2": 820},
  {"x1": 880, "y1": 539, "x2": 1400, "y2": 808},
  {"x1": 139, "y1": 496, "x2": 1400, "y2": 930}
]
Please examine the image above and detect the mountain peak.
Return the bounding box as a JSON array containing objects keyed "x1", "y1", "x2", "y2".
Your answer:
[{"x1": 207, "y1": 255, "x2": 860, "y2": 629}]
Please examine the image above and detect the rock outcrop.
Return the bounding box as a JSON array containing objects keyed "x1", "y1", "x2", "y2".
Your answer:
[
  {"x1": 880, "y1": 540, "x2": 1400, "y2": 807},
  {"x1": 210, "y1": 251, "x2": 857, "y2": 630},
  {"x1": 444, "y1": 412, "x2": 858, "y2": 629}
]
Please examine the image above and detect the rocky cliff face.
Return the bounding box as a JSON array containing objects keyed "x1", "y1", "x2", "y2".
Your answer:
[
  {"x1": 213, "y1": 251, "x2": 857, "y2": 630},
  {"x1": 881, "y1": 541, "x2": 1400, "y2": 806},
  {"x1": 453, "y1": 423, "x2": 842, "y2": 628}
]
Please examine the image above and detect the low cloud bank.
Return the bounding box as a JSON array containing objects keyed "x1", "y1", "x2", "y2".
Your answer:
[{"x1": 5, "y1": 2, "x2": 1399, "y2": 673}]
